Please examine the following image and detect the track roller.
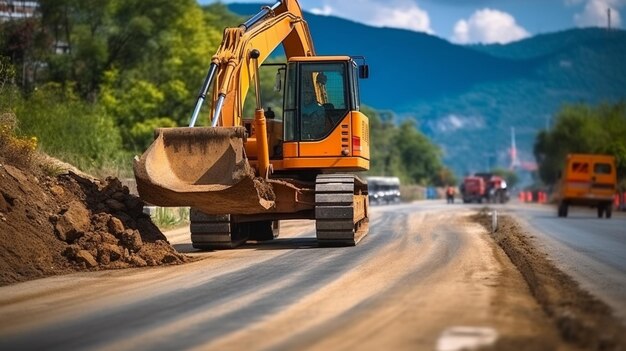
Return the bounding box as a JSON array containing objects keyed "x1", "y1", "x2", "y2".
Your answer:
[
  {"x1": 315, "y1": 174, "x2": 369, "y2": 246},
  {"x1": 190, "y1": 209, "x2": 248, "y2": 250}
]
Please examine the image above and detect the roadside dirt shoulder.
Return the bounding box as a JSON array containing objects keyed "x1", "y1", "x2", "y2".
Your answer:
[{"x1": 473, "y1": 211, "x2": 626, "y2": 350}]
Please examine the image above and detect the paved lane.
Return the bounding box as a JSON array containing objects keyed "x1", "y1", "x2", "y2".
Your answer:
[{"x1": 505, "y1": 202, "x2": 626, "y2": 321}]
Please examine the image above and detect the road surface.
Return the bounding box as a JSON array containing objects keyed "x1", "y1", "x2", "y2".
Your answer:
[
  {"x1": 0, "y1": 201, "x2": 604, "y2": 350},
  {"x1": 506, "y1": 201, "x2": 626, "y2": 321}
]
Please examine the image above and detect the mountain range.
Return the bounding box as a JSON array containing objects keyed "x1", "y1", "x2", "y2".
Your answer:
[{"x1": 228, "y1": 4, "x2": 626, "y2": 178}]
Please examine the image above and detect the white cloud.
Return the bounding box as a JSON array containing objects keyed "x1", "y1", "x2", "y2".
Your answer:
[
  {"x1": 574, "y1": 0, "x2": 623, "y2": 27},
  {"x1": 369, "y1": 4, "x2": 434, "y2": 34},
  {"x1": 434, "y1": 114, "x2": 485, "y2": 133},
  {"x1": 310, "y1": 5, "x2": 333, "y2": 16},
  {"x1": 307, "y1": 0, "x2": 434, "y2": 34},
  {"x1": 451, "y1": 8, "x2": 530, "y2": 44}
]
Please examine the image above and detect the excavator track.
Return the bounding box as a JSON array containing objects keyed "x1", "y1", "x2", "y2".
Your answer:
[
  {"x1": 190, "y1": 209, "x2": 280, "y2": 250},
  {"x1": 315, "y1": 174, "x2": 369, "y2": 246},
  {"x1": 190, "y1": 209, "x2": 248, "y2": 250}
]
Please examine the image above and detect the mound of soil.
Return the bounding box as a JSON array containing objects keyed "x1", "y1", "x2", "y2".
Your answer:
[
  {"x1": 0, "y1": 161, "x2": 189, "y2": 287},
  {"x1": 473, "y1": 211, "x2": 626, "y2": 350}
]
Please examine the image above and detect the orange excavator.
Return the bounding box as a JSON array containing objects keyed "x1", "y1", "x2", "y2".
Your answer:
[{"x1": 133, "y1": 0, "x2": 370, "y2": 248}]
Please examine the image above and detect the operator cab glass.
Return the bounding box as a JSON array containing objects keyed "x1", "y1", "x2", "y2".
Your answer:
[{"x1": 284, "y1": 60, "x2": 359, "y2": 142}]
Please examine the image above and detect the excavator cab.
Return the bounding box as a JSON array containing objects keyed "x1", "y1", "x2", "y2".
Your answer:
[{"x1": 244, "y1": 56, "x2": 370, "y2": 173}]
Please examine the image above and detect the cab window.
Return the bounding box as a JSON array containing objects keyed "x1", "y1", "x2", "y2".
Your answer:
[
  {"x1": 594, "y1": 163, "x2": 612, "y2": 174},
  {"x1": 299, "y1": 63, "x2": 348, "y2": 141},
  {"x1": 284, "y1": 63, "x2": 297, "y2": 141},
  {"x1": 572, "y1": 162, "x2": 589, "y2": 173}
]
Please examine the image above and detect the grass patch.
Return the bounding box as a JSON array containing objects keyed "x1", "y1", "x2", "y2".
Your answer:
[{"x1": 151, "y1": 207, "x2": 190, "y2": 230}]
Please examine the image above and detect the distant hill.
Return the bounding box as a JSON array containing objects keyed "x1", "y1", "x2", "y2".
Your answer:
[{"x1": 228, "y1": 4, "x2": 626, "y2": 178}]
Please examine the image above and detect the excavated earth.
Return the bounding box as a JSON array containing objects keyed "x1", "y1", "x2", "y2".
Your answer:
[
  {"x1": 473, "y1": 211, "x2": 626, "y2": 351},
  {"x1": 0, "y1": 155, "x2": 189, "y2": 287}
]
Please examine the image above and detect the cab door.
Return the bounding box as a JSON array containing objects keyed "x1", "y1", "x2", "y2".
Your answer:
[
  {"x1": 282, "y1": 61, "x2": 352, "y2": 160},
  {"x1": 591, "y1": 157, "x2": 616, "y2": 196},
  {"x1": 565, "y1": 155, "x2": 592, "y2": 197}
]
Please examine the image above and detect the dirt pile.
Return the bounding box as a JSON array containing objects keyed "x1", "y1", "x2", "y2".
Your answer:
[
  {"x1": 0, "y1": 150, "x2": 188, "y2": 286},
  {"x1": 473, "y1": 211, "x2": 626, "y2": 351}
]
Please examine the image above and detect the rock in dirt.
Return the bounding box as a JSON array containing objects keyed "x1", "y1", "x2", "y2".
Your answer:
[
  {"x1": 54, "y1": 200, "x2": 90, "y2": 243},
  {"x1": 107, "y1": 217, "x2": 125, "y2": 235},
  {"x1": 76, "y1": 250, "x2": 98, "y2": 268},
  {"x1": 121, "y1": 229, "x2": 143, "y2": 252}
]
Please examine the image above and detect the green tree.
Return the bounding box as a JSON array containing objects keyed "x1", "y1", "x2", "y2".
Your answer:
[
  {"x1": 14, "y1": 83, "x2": 126, "y2": 173},
  {"x1": 534, "y1": 102, "x2": 626, "y2": 187},
  {"x1": 394, "y1": 120, "x2": 444, "y2": 185},
  {"x1": 364, "y1": 107, "x2": 402, "y2": 177}
]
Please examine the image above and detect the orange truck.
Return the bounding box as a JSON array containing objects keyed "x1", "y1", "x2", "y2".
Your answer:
[{"x1": 556, "y1": 154, "x2": 617, "y2": 218}]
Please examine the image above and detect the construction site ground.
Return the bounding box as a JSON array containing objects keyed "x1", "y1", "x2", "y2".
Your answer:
[
  {"x1": 0, "y1": 145, "x2": 625, "y2": 349},
  {"x1": 0, "y1": 182, "x2": 626, "y2": 350}
]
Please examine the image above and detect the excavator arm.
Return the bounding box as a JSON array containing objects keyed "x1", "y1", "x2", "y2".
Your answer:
[
  {"x1": 198, "y1": 0, "x2": 316, "y2": 128},
  {"x1": 134, "y1": 0, "x2": 320, "y2": 214}
]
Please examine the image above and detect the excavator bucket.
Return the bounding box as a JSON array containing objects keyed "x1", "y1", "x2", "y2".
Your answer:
[{"x1": 133, "y1": 126, "x2": 275, "y2": 215}]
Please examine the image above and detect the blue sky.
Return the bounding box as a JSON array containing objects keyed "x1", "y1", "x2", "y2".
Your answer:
[{"x1": 200, "y1": 0, "x2": 625, "y2": 43}]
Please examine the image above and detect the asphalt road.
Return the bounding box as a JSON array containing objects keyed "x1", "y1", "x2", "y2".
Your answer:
[
  {"x1": 0, "y1": 201, "x2": 585, "y2": 351},
  {"x1": 505, "y1": 201, "x2": 626, "y2": 321}
]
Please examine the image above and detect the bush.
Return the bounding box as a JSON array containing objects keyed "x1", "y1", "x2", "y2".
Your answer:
[
  {"x1": 0, "y1": 112, "x2": 37, "y2": 170},
  {"x1": 11, "y1": 83, "x2": 131, "y2": 176}
]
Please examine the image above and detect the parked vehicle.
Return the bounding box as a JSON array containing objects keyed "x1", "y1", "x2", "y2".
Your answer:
[
  {"x1": 475, "y1": 173, "x2": 509, "y2": 204},
  {"x1": 367, "y1": 176, "x2": 401, "y2": 205},
  {"x1": 460, "y1": 176, "x2": 486, "y2": 203},
  {"x1": 555, "y1": 154, "x2": 617, "y2": 218}
]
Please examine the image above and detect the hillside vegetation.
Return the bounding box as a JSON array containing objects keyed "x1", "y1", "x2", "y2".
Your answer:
[{"x1": 1, "y1": 1, "x2": 235, "y2": 176}]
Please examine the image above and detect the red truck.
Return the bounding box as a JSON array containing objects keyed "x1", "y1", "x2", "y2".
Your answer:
[
  {"x1": 460, "y1": 176, "x2": 486, "y2": 203},
  {"x1": 476, "y1": 173, "x2": 510, "y2": 204},
  {"x1": 461, "y1": 173, "x2": 510, "y2": 204}
]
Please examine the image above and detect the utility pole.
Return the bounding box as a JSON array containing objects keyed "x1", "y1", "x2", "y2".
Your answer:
[{"x1": 510, "y1": 127, "x2": 520, "y2": 170}]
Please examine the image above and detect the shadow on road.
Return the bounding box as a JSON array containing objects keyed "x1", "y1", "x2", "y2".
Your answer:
[
  {"x1": 172, "y1": 237, "x2": 323, "y2": 253},
  {"x1": 247, "y1": 237, "x2": 321, "y2": 250}
]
